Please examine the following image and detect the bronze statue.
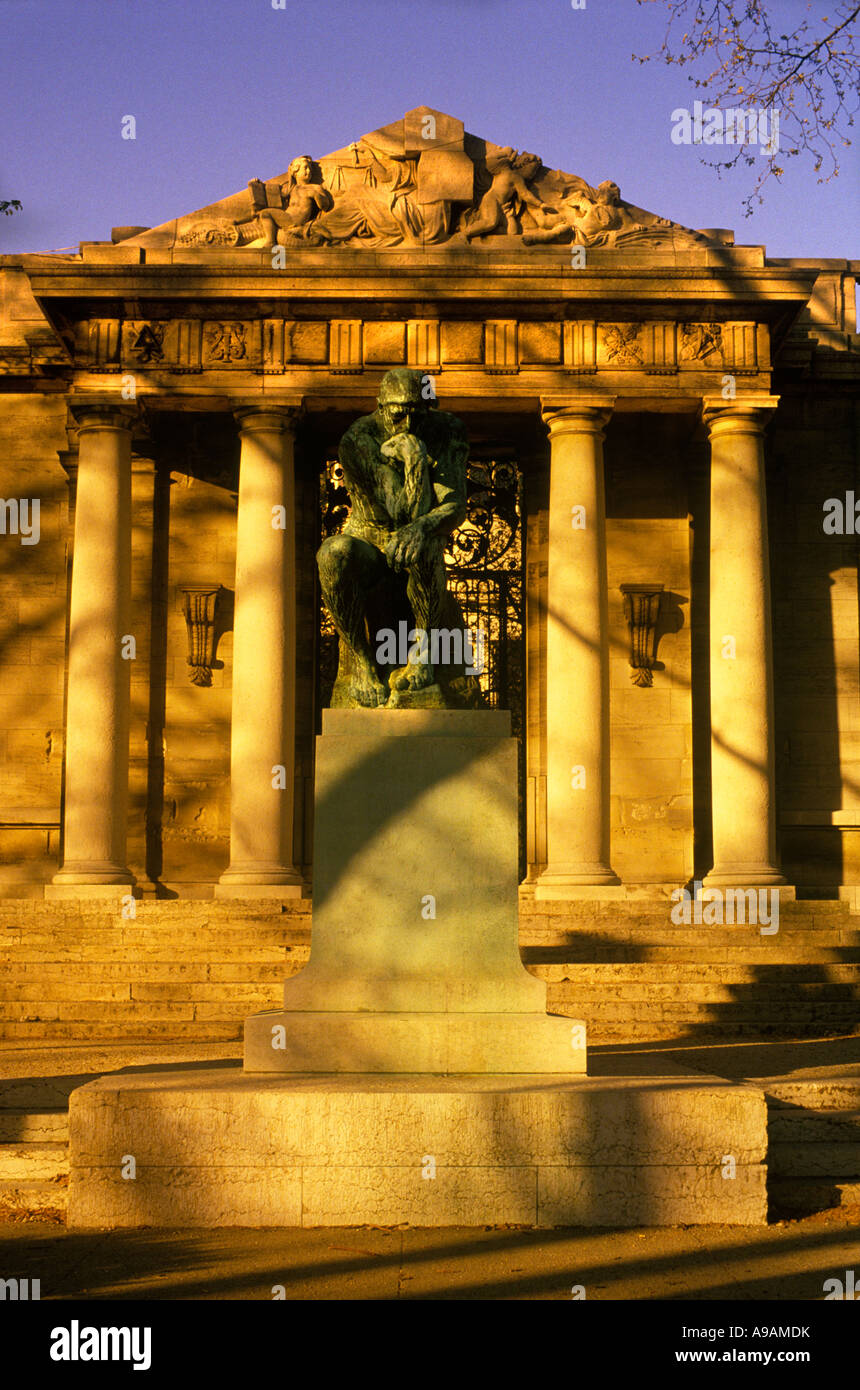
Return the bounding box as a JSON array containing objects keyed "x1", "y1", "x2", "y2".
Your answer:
[{"x1": 317, "y1": 369, "x2": 482, "y2": 709}]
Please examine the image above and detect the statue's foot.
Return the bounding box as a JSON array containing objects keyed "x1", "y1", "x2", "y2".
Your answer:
[
  {"x1": 394, "y1": 661, "x2": 435, "y2": 693},
  {"x1": 352, "y1": 663, "x2": 388, "y2": 708}
]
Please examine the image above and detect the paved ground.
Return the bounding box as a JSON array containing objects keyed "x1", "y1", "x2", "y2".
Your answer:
[
  {"x1": 2, "y1": 1035, "x2": 859, "y2": 1300},
  {"x1": 2, "y1": 1211, "x2": 859, "y2": 1300}
]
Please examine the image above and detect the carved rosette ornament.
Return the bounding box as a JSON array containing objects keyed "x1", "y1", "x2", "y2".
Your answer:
[
  {"x1": 621, "y1": 584, "x2": 664, "y2": 687},
  {"x1": 180, "y1": 585, "x2": 222, "y2": 686}
]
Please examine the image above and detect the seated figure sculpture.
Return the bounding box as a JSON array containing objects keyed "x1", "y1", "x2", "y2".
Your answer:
[
  {"x1": 254, "y1": 155, "x2": 333, "y2": 247},
  {"x1": 318, "y1": 369, "x2": 481, "y2": 709}
]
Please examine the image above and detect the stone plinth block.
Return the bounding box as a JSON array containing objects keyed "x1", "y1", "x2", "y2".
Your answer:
[
  {"x1": 67, "y1": 1071, "x2": 768, "y2": 1228},
  {"x1": 244, "y1": 710, "x2": 585, "y2": 1073}
]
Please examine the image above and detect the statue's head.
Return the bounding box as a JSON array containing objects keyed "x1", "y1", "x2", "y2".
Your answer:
[
  {"x1": 377, "y1": 368, "x2": 428, "y2": 438},
  {"x1": 596, "y1": 180, "x2": 621, "y2": 205},
  {"x1": 515, "y1": 151, "x2": 542, "y2": 180},
  {"x1": 285, "y1": 155, "x2": 315, "y2": 188}
]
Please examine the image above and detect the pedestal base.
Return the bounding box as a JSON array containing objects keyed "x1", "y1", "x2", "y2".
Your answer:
[
  {"x1": 67, "y1": 1069, "x2": 767, "y2": 1229},
  {"x1": 245, "y1": 1008, "x2": 584, "y2": 1073},
  {"x1": 257, "y1": 709, "x2": 583, "y2": 1073}
]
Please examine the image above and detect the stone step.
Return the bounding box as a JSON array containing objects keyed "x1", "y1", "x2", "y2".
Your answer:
[
  {"x1": 0, "y1": 902, "x2": 311, "y2": 919},
  {"x1": 523, "y1": 960, "x2": 860, "y2": 980},
  {"x1": 520, "y1": 928, "x2": 860, "y2": 947},
  {"x1": 583, "y1": 1021, "x2": 860, "y2": 1040},
  {"x1": 769, "y1": 1178, "x2": 860, "y2": 1215},
  {"x1": 520, "y1": 899, "x2": 854, "y2": 918},
  {"x1": 770, "y1": 1107, "x2": 860, "y2": 1142},
  {"x1": 0, "y1": 961, "x2": 300, "y2": 982},
  {"x1": 534, "y1": 977, "x2": 860, "y2": 1000},
  {"x1": 0, "y1": 1021, "x2": 241, "y2": 1041},
  {"x1": 523, "y1": 946, "x2": 860, "y2": 964},
  {"x1": 0, "y1": 1143, "x2": 69, "y2": 1182},
  {"x1": 0, "y1": 982, "x2": 285, "y2": 1004},
  {"x1": 2, "y1": 929, "x2": 311, "y2": 949},
  {"x1": 0, "y1": 1110, "x2": 68, "y2": 1142},
  {"x1": 0, "y1": 1001, "x2": 282, "y2": 1026},
  {"x1": 0, "y1": 1181, "x2": 68, "y2": 1219},
  {"x1": 770, "y1": 1142, "x2": 860, "y2": 1177},
  {"x1": 546, "y1": 989, "x2": 860, "y2": 1016},
  {"x1": 766, "y1": 1080, "x2": 860, "y2": 1110},
  {"x1": 0, "y1": 947, "x2": 305, "y2": 965}
]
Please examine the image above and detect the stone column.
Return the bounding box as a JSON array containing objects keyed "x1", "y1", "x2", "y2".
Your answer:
[
  {"x1": 536, "y1": 398, "x2": 619, "y2": 897},
  {"x1": 217, "y1": 406, "x2": 302, "y2": 897},
  {"x1": 703, "y1": 396, "x2": 786, "y2": 886},
  {"x1": 48, "y1": 406, "x2": 136, "y2": 896}
]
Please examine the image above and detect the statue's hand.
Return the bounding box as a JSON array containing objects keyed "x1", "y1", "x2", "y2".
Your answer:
[
  {"x1": 385, "y1": 519, "x2": 428, "y2": 572},
  {"x1": 380, "y1": 433, "x2": 426, "y2": 467}
]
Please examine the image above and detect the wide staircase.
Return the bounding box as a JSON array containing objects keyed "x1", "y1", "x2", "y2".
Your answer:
[
  {"x1": 519, "y1": 893, "x2": 860, "y2": 1042},
  {"x1": 1, "y1": 893, "x2": 859, "y2": 1220},
  {"x1": 0, "y1": 899, "x2": 312, "y2": 1042}
]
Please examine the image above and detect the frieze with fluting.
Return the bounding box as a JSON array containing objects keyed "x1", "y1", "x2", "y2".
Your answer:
[{"x1": 72, "y1": 315, "x2": 765, "y2": 377}]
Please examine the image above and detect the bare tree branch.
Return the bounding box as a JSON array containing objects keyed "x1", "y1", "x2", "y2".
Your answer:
[{"x1": 633, "y1": 1, "x2": 860, "y2": 213}]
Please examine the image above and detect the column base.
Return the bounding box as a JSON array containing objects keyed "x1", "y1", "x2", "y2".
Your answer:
[
  {"x1": 216, "y1": 865, "x2": 303, "y2": 900},
  {"x1": 46, "y1": 864, "x2": 134, "y2": 899},
  {"x1": 215, "y1": 883, "x2": 304, "y2": 900},
  {"x1": 703, "y1": 865, "x2": 792, "y2": 892},
  {"x1": 536, "y1": 865, "x2": 620, "y2": 900}
]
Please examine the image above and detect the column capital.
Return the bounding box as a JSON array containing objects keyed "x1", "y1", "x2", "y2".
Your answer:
[
  {"x1": 233, "y1": 402, "x2": 303, "y2": 434},
  {"x1": 702, "y1": 394, "x2": 780, "y2": 433},
  {"x1": 68, "y1": 402, "x2": 138, "y2": 432},
  {"x1": 540, "y1": 397, "x2": 616, "y2": 435}
]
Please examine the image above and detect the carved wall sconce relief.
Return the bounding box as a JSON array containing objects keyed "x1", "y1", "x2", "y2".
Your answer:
[
  {"x1": 180, "y1": 584, "x2": 223, "y2": 686},
  {"x1": 621, "y1": 584, "x2": 664, "y2": 687}
]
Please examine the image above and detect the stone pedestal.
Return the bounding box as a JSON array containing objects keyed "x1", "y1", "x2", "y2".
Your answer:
[
  {"x1": 245, "y1": 709, "x2": 585, "y2": 1073},
  {"x1": 67, "y1": 1070, "x2": 767, "y2": 1228},
  {"x1": 65, "y1": 710, "x2": 772, "y2": 1230}
]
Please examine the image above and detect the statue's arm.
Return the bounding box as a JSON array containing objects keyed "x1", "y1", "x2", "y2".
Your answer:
[
  {"x1": 512, "y1": 171, "x2": 544, "y2": 208},
  {"x1": 312, "y1": 185, "x2": 334, "y2": 212},
  {"x1": 425, "y1": 418, "x2": 468, "y2": 537},
  {"x1": 339, "y1": 427, "x2": 399, "y2": 518}
]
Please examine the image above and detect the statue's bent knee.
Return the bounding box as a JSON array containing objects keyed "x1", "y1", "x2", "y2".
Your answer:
[{"x1": 317, "y1": 533, "x2": 358, "y2": 578}]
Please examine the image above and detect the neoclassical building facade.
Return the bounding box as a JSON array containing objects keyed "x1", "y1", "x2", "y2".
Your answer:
[{"x1": 1, "y1": 109, "x2": 858, "y2": 903}]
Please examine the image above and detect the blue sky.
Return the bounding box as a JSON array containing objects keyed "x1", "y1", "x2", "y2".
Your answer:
[{"x1": 1, "y1": 0, "x2": 857, "y2": 260}]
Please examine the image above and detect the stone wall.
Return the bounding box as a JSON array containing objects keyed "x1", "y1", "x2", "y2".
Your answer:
[
  {"x1": 0, "y1": 394, "x2": 69, "y2": 892},
  {"x1": 770, "y1": 382, "x2": 860, "y2": 890}
]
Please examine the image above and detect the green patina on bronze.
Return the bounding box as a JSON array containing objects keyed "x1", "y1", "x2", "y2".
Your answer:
[{"x1": 317, "y1": 368, "x2": 483, "y2": 709}]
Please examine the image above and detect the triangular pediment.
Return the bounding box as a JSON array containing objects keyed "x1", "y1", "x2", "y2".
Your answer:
[{"x1": 118, "y1": 107, "x2": 727, "y2": 254}]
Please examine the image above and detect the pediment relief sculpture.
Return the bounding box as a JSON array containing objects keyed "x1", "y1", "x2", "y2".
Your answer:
[{"x1": 124, "y1": 107, "x2": 719, "y2": 255}]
